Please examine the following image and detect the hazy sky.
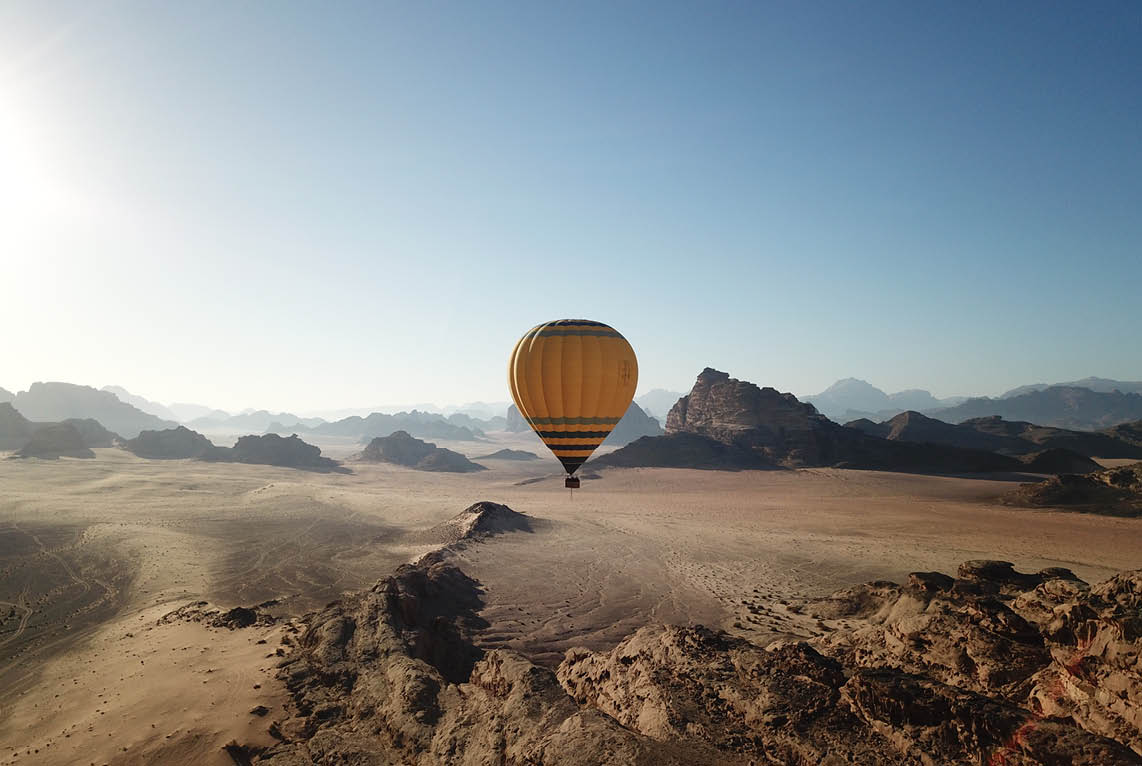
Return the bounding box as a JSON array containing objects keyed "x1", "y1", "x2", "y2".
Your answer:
[{"x1": 2, "y1": 1, "x2": 1140, "y2": 412}]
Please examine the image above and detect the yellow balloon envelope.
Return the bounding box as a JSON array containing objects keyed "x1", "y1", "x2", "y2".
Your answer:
[{"x1": 508, "y1": 319, "x2": 638, "y2": 478}]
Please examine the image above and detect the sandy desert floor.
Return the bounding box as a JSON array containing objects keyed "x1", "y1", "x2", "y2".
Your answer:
[{"x1": 2, "y1": 434, "x2": 1140, "y2": 764}]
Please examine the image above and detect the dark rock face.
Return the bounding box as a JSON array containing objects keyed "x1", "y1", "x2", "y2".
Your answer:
[
  {"x1": 0, "y1": 402, "x2": 33, "y2": 451},
  {"x1": 124, "y1": 426, "x2": 217, "y2": 459},
  {"x1": 847, "y1": 410, "x2": 1029, "y2": 453},
  {"x1": 14, "y1": 423, "x2": 94, "y2": 459},
  {"x1": 963, "y1": 415, "x2": 1142, "y2": 459},
  {"x1": 1018, "y1": 448, "x2": 1102, "y2": 474},
  {"x1": 61, "y1": 418, "x2": 119, "y2": 447},
  {"x1": 1007, "y1": 462, "x2": 1142, "y2": 516},
  {"x1": 473, "y1": 448, "x2": 540, "y2": 461},
  {"x1": 666, "y1": 368, "x2": 835, "y2": 465},
  {"x1": 258, "y1": 538, "x2": 1142, "y2": 765},
  {"x1": 12, "y1": 381, "x2": 176, "y2": 438},
  {"x1": 623, "y1": 368, "x2": 1021, "y2": 473},
  {"x1": 358, "y1": 431, "x2": 486, "y2": 473},
  {"x1": 933, "y1": 386, "x2": 1142, "y2": 431},
  {"x1": 207, "y1": 433, "x2": 341, "y2": 471},
  {"x1": 591, "y1": 432, "x2": 772, "y2": 470},
  {"x1": 1104, "y1": 420, "x2": 1142, "y2": 448}
]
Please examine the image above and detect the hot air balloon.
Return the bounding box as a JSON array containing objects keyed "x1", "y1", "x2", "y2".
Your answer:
[{"x1": 508, "y1": 319, "x2": 638, "y2": 489}]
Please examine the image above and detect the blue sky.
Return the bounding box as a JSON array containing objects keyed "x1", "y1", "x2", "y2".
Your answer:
[{"x1": 2, "y1": 1, "x2": 1139, "y2": 412}]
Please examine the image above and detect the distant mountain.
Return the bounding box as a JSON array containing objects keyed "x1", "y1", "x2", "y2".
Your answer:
[
  {"x1": 101, "y1": 385, "x2": 179, "y2": 421},
  {"x1": 447, "y1": 412, "x2": 507, "y2": 432},
  {"x1": 804, "y1": 378, "x2": 964, "y2": 421},
  {"x1": 846, "y1": 411, "x2": 1142, "y2": 461},
  {"x1": 961, "y1": 416, "x2": 1142, "y2": 459},
  {"x1": 0, "y1": 402, "x2": 33, "y2": 450},
  {"x1": 603, "y1": 403, "x2": 664, "y2": 447},
  {"x1": 635, "y1": 389, "x2": 685, "y2": 419},
  {"x1": 599, "y1": 368, "x2": 1022, "y2": 474},
  {"x1": 931, "y1": 386, "x2": 1142, "y2": 431},
  {"x1": 12, "y1": 382, "x2": 177, "y2": 438},
  {"x1": 503, "y1": 402, "x2": 663, "y2": 446},
  {"x1": 355, "y1": 431, "x2": 485, "y2": 473},
  {"x1": 192, "y1": 410, "x2": 325, "y2": 433},
  {"x1": 310, "y1": 410, "x2": 481, "y2": 442},
  {"x1": 168, "y1": 402, "x2": 231, "y2": 422},
  {"x1": 1001, "y1": 377, "x2": 1142, "y2": 398},
  {"x1": 0, "y1": 387, "x2": 13, "y2": 404}
]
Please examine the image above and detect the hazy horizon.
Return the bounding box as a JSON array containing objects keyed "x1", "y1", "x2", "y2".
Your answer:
[{"x1": 3, "y1": 2, "x2": 1140, "y2": 412}]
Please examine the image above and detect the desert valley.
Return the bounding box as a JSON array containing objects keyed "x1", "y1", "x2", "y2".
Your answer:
[{"x1": 3, "y1": 372, "x2": 1142, "y2": 764}]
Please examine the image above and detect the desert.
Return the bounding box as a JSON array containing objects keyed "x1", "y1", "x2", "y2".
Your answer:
[{"x1": 3, "y1": 421, "x2": 1142, "y2": 763}]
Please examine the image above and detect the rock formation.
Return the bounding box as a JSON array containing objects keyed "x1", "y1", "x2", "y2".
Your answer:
[
  {"x1": 601, "y1": 368, "x2": 1024, "y2": 473},
  {"x1": 61, "y1": 418, "x2": 120, "y2": 447},
  {"x1": 0, "y1": 386, "x2": 13, "y2": 404},
  {"x1": 963, "y1": 415, "x2": 1142, "y2": 459},
  {"x1": 244, "y1": 519, "x2": 1142, "y2": 765},
  {"x1": 505, "y1": 403, "x2": 529, "y2": 432},
  {"x1": 931, "y1": 386, "x2": 1142, "y2": 431},
  {"x1": 357, "y1": 431, "x2": 486, "y2": 472},
  {"x1": 1017, "y1": 448, "x2": 1102, "y2": 474},
  {"x1": 1100, "y1": 420, "x2": 1142, "y2": 449},
  {"x1": 591, "y1": 432, "x2": 771, "y2": 470},
  {"x1": 473, "y1": 448, "x2": 540, "y2": 461},
  {"x1": 206, "y1": 433, "x2": 342, "y2": 471},
  {"x1": 14, "y1": 422, "x2": 95, "y2": 459},
  {"x1": 124, "y1": 426, "x2": 217, "y2": 459},
  {"x1": 0, "y1": 402, "x2": 33, "y2": 451},
  {"x1": 11, "y1": 381, "x2": 177, "y2": 438},
  {"x1": 1007, "y1": 462, "x2": 1142, "y2": 516},
  {"x1": 310, "y1": 411, "x2": 481, "y2": 442},
  {"x1": 603, "y1": 402, "x2": 664, "y2": 447}
]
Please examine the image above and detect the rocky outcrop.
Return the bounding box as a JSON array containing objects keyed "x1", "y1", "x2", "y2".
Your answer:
[
  {"x1": 0, "y1": 386, "x2": 12, "y2": 404},
  {"x1": 0, "y1": 402, "x2": 33, "y2": 451},
  {"x1": 616, "y1": 368, "x2": 1021, "y2": 474},
  {"x1": 357, "y1": 431, "x2": 486, "y2": 473},
  {"x1": 14, "y1": 422, "x2": 94, "y2": 459},
  {"x1": 1018, "y1": 448, "x2": 1102, "y2": 474},
  {"x1": 61, "y1": 418, "x2": 119, "y2": 447},
  {"x1": 473, "y1": 448, "x2": 539, "y2": 461},
  {"x1": 801, "y1": 561, "x2": 1142, "y2": 761},
  {"x1": 963, "y1": 415, "x2": 1142, "y2": 459},
  {"x1": 847, "y1": 410, "x2": 1030, "y2": 453},
  {"x1": 259, "y1": 559, "x2": 709, "y2": 765},
  {"x1": 603, "y1": 403, "x2": 664, "y2": 447},
  {"x1": 255, "y1": 538, "x2": 1142, "y2": 765},
  {"x1": 12, "y1": 381, "x2": 177, "y2": 438},
  {"x1": 505, "y1": 403, "x2": 529, "y2": 432},
  {"x1": 932, "y1": 387, "x2": 1142, "y2": 431},
  {"x1": 1007, "y1": 463, "x2": 1142, "y2": 516},
  {"x1": 423, "y1": 501, "x2": 534, "y2": 546},
  {"x1": 591, "y1": 432, "x2": 772, "y2": 470},
  {"x1": 124, "y1": 426, "x2": 217, "y2": 459},
  {"x1": 1101, "y1": 420, "x2": 1142, "y2": 449},
  {"x1": 206, "y1": 433, "x2": 342, "y2": 471}
]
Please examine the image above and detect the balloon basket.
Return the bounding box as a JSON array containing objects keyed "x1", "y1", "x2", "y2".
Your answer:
[{"x1": 565, "y1": 477, "x2": 580, "y2": 489}]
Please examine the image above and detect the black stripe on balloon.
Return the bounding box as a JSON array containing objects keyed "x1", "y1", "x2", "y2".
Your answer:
[
  {"x1": 559, "y1": 457, "x2": 586, "y2": 474},
  {"x1": 536, "y1": 430, "x2": 611, "y2": 438}
]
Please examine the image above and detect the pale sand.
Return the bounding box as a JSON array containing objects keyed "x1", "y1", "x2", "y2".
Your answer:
[{"x1": 2, "y1": 436, "x2": 1140, "y2": 763}]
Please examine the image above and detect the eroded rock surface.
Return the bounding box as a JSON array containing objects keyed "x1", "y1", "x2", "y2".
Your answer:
[{"x1": 231, "y1": 505, "x2": 1142, "y2": 765}]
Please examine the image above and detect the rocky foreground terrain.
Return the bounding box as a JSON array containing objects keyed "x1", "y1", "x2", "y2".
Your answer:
[
  {"x1": 191, "y1": 502, "x2": 1142, "y2": 765},
  {"x1": 1009, "y1": 462, "x2": 1142, "y2": 517}
]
